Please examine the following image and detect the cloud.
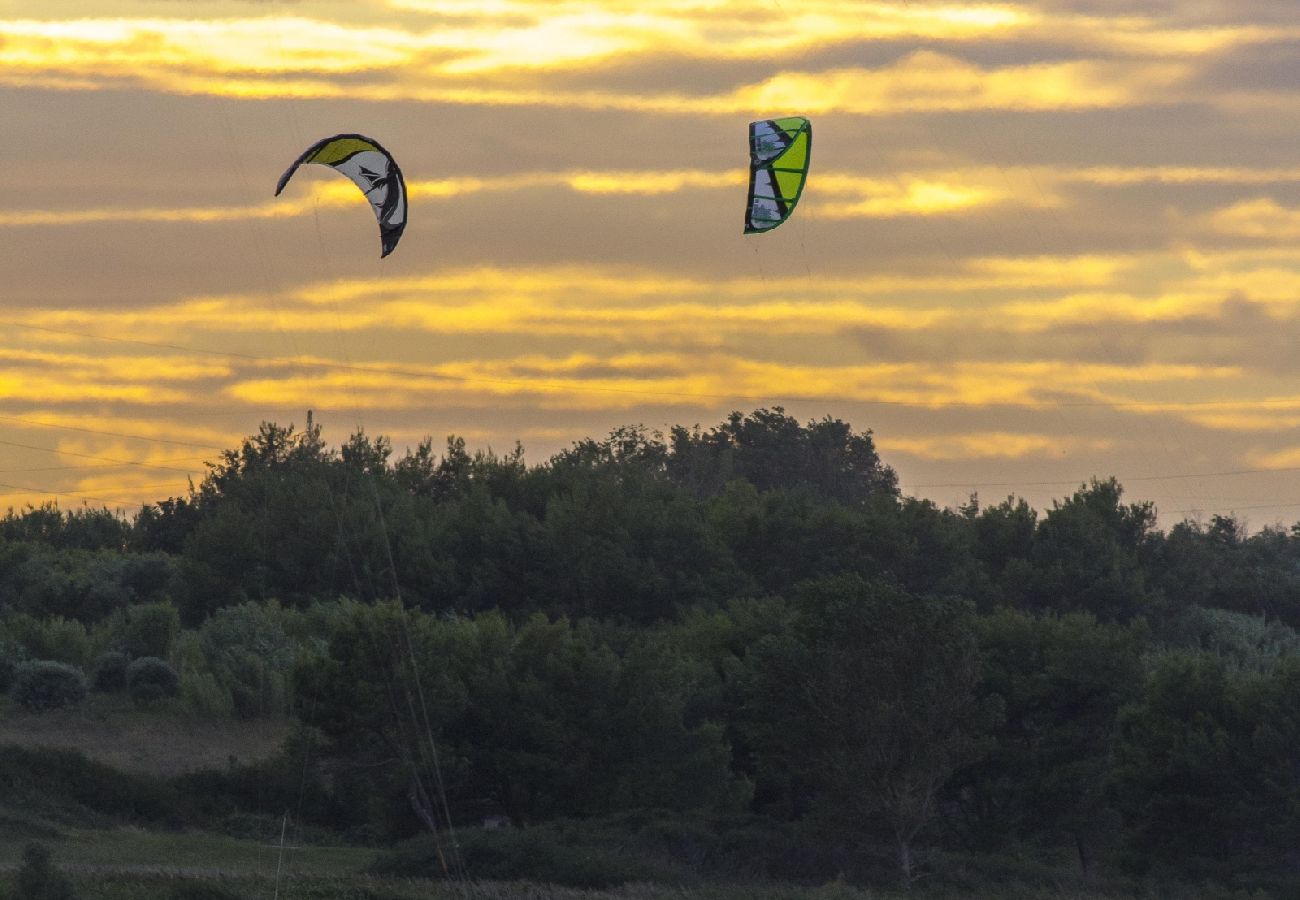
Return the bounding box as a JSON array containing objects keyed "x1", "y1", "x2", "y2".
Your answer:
[
  {"x1": 0, "y1": 13, "x2": 1208, "y2": 114},
  {"x1": 1206, "y1": 198, "x2": 1300, "y2": 240},
  {"x1": 880, "y1": 430, "x2": 1114, "y2": 460},
  {"x1": 731, "y1": 52, "x2": 1194, "y2": 114}
]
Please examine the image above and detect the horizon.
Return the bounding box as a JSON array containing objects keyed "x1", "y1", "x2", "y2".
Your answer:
[{"x1": 2, "y1": 0, "x2": 1299, "y2": 528}]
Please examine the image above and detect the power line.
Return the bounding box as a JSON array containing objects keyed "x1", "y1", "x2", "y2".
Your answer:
[
  {"x1": 0, "y1": 480, "x2": 143, "y2": 509},
  {"x1": 0, "y1": 412, "x2": 227, "y2": 451},
  {"x1": 905, "y1": 464, "x2": 1300, "y2": 491},
  {"x1": 1167, "y1": 502, "x2": 1300, "y2": 517},
  {"x1": 0, "y1": 438, "x2": 207, "y2": 473}
]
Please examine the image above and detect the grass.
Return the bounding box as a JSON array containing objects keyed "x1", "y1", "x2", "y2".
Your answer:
[
  {"x1": 0, "y1": 867, "x2": 1139, "y2": 900},
  {"x1": 0, "y1": 827, "x2": 1176, "y2": 900},
  {"x1": 0, "y1": 826, "x2": 375, "y2": 877},
  {"x1": 0, "y1": 694, "x2": 288, "y2": 776}
]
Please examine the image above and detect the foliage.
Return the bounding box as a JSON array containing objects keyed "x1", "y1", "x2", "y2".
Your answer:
[
  {"x1": 1112, "y1": 652, "x2": 1300, "y2": 879},
  {"x1": 1164, "y1": 605, "x2": 1300, "y2": 672},
  {"x1": 0, "y1": 745, "x2": 182, "y2": 826},
  {"x1": 197, "y1": 602, "x2": 298, "y2": 718},
  {"x1": 91, "y1": 650, "x2": 130, "y2": 692},
  {"x1": 743, "y1": 575, "x2": 998, "y2": 885},
  {"x1": 952, "y1": 610, "x2": 1144, "y2": 874},
  {"x1": 13, "y1": 843, "x2": 77, "y2": 900},
  {"x1": 1, "y1": 615, "x2": 91, "y2": 667},
  {"x1": 12, "y1": 660, "x2": 87, "y2": 711},
  {"x1": 1021, "y1": 479, "x2": 1157, "y2": 622},
  {"x1": 6, "y1": 412, "x2": 1300, "y2": 891},
  {"x1": 0, "y1": 641, "x2": 19, "y2": 693},
  {"x1": 112, "y1": 601, "x2": 181, "y2": 659},
  {"x1": 127, "y1": 656, "x2": 181, "y2": 706}
]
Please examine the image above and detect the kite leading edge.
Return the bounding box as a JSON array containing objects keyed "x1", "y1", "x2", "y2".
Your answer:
[
  {"x1": 275, "y1": 133, "x2": 408, "y2": 258},
  {"x1": 744, "y1": 117, "x2": 811, "y2": 234}
]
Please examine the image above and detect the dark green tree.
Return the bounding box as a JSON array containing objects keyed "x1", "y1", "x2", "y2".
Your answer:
[
  {"x1": 744, "y1": 575, "x2": 997, "y2": 885},
  {"x1": 1024, "y1": 478, "x2": 1157, "y2": 621},
  {"x1": 954, "y1": 609, "x2": 1143, "y2": 876}
]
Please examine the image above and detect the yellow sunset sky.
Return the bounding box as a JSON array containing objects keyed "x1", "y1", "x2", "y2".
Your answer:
[{"x1": 2, "y1": 0, "x2": 1299, "y2": 524}]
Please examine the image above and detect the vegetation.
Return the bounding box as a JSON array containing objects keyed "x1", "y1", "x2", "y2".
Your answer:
[
  {"x1": 12, "y1": 661, "x2": 87, "y2": 712},
  {"x1": 2, "y1": 409, "x2": 1300, "y2": 897},
  {"x1": 125, "y1": 657, "x2": 180, "y2": 706},
  {"x1": 12, "y1": 843, "x2": 76, "y2": 900}
]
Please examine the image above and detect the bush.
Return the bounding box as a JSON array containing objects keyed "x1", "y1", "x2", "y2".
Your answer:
[
  {"x1": 15, "y1": 842, "x2": 77, "y2": 900},
  {"x1": 117, "y1": 601, "x2": 181, "y2": 659},
  {"x1": 0, "y1": 745, "x2": 181, "y2": 827},
  {"x1": 3, "y1": 615, "x2": 90, "y2": 667},
  {"x1": 126, "y1": 656, "x2": 180, "y2": 706},
  {"x1": 12, "y1": 661, "x2": 86, "y2": 711},
  {"x1": 91, "y1": 651, "x2": 130, "y2": 692},
  {"x1": 200, "y1": 602, "x2": 297, "y2": 719},
  {"x1": 180, "y1": 670, "x2": 235, "y2": 718},
  {"x1": 0, "y1": 654, "x2": 16, "y2": 694}
]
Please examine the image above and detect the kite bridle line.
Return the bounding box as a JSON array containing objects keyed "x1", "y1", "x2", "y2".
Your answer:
[
  {"x1": 283, "y1": 133, "x2": 471, "y2": 890},
  {"x1": 251, "y1": 3, "x2": 467, "y2": 887}
]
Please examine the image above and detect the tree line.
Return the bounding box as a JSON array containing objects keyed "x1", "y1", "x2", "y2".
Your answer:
[{"x1": 2, "y1": 408, "x2": 1299, "y2": 890}]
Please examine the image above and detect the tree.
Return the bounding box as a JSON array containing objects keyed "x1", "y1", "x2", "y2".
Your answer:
[
  {"x1": 744, "y1": 575, "x2": 997, "y2": 885},
  {"x1": 1025, "y1": 479, "x2": 1157, "y2": 621},
  {"x1": 666, "y1": 408, "x2": 898, "y2": 504},
  {"x1": 293, "y1": 599, "x2": 470, "y2": 838},
  {"x1": 954, "y1": 609, "x2": 1143, "y2": 876},
  {"x1": 1113, "y1": 651, "x2": 1300, "y2": 878},
  {"x1": 1112, "y1": 651, "x2": 1253, "y2": 875}
]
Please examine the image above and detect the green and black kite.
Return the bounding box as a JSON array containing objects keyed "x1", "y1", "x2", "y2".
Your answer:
[{"x1": 744, "y1": 117, "x2": 811, "y2": 234}]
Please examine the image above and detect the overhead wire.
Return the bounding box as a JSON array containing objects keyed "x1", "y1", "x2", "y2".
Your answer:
[
  {"x1": 905, "y1": 462, "x2": 1300, "y2": 490},
  {"x1": 0, "y1": 413, "x2": 227, "y2": 451},
  {"x1": 0, "y1": 438, "x2": 207, "y2": 473}
]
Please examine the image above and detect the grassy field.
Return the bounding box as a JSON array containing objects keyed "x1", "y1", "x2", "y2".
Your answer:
[
  {"x1": 0, "y1": 825, "x2": 1164, "y2": 900},
  {"x1": 0, "y1": 695, "x2": 288, "y2": 776},
  {"x1": 0, "y1": 826, "x2": 374, "y2": 877}
]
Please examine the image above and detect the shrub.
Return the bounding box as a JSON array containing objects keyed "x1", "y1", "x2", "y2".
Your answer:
[
  {"x1": 12, "y1": 661, "x2": 87, "y2": 711},
  {"x1": 117, "y1": 601, "x2": 181, "y2": 659},
  {"x1": 200, "y1": 602, "x2": 297, "y2": 718},
  {"x1": 126, "y1": 656, "x2": 180, "y2": 706},
  {"x1": 15, "y1": 842, "x2": 77, "y2": 900},
  {"x1": 0, "y1": 745, "x2": 181, "y2": 826},
  {"x1": 180, "y1": 670, "x2": 235, "y2": 718},
  {"x1": 0, "y1": 654, "x2": 16, "y2": 694},
  {"x1": 90, "y1": 651, "x2": 130, "y2": 692},
  {"x1": 4, "y1": 615, "x2": 90, "y2": 667},
  {"x1": 0, "y1": 637, "x2": 22, "y2": 693}
]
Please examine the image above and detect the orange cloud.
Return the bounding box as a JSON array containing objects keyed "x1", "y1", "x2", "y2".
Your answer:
[
  {"x1": 1207, "y1": 198, "x2": 1300, "y2": 241},
  {"x1": 0, "y1": 15, "x2": 1200, "y2": 114},
  {"x1": 880, "y1": 431, "x2": 1114, "y2": 461}
]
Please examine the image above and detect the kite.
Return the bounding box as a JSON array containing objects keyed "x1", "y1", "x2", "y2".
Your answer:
[
  {"x1": 744, "y1": 117, "x2": 811, "y2": 234},
  {"x1": 275, "y1": 134, "x2": 408, "y2": 257}
]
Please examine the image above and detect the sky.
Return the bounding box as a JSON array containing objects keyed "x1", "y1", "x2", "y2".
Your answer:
[{"x1": 1, "y1": 0, "x2": 1299, "y2": 527}]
